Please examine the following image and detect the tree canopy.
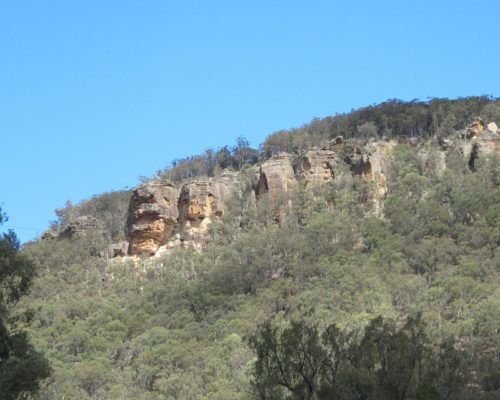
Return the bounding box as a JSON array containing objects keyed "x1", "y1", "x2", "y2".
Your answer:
[{"x1": 0, "y1": 207, "x2": 50, "y2": 399}]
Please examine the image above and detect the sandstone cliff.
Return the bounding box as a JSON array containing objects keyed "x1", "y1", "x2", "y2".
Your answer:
[
  {"x1": 127, "y1": 173, "x2": 240, "y2": 255},
  {"x1": 125, "y1": 124, "x2": 499, "y2": 256},
  {"x1": 51, "y1": 117, "x2": 499, "y2": 258},
  {"x1": 178, "y1": 172, "x2": 240, "y2": 248},
  {"x1": 297, "y1": 148, "x2": 336, "y2": 189},
  {"x1": 127, "y1": 181, "x2": 179, "y2": 256},
  {"x1": 256, "y1": 153, "x2": 297, "y2": 203}
]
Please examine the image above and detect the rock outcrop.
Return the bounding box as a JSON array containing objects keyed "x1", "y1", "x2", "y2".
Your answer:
[
  {"x1": 466, "y1": 117, "x2": 485, "y2": 138},
  {"x1": 101, "y1": 241, "x2": 129, "y2": 258},
  {"x1": 297, "y1": 148, "x2": 336, "y2": 189},
  {"x1": 110, "y1": 120, "x2": 500, "y2": 257},
  {"x1": 178, "y1": 173, "x2": 239, "y2": 246},
  {"x1": 364, "y1": 141, "x2": 397, "y2": 202},
  {"x1": 464, "y1": 130, "x2": 500, "y2": 170},
  {"x1": 418, "y1": 143, "x2": 447, "y2": 176},
  {"x1": 340, "y1": 140, "x2": 397, "y2": 212},
  {"x1": 256, "y1": 153, "x2": 297, "y2": 203},
  {"x1": 126, "y1": 174, "x2": 239, "y2": 255},
  {"x1": 127, "y1": 181, "x2": 179, "y2": 256},
  {"x1": 42, "y1": 216, "x2": 104, "y2": 241},
  {"x1": 487, "y1": 122, "x2": 498, "y2": 133}
]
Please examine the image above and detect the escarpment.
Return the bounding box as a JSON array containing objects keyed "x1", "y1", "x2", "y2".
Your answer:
[
  {"x1": 256, "y1": 154, "x2": 297, "y2": 203},
  {"x1": 127, "y1": 181, "x2": 180, "y2": 255},
  {"x1": 124, "y1": 127, "x2": 499, "y2": 256},
  {"x1": 178, "y1": 172, "x2": 240, "y2": 248},
  {"x1": 342, "y1": 141, "x2": 396, "y2": 207},
  {"x1": 127, "y1": 173, "x2": 240, "y2": 255},
  {"x1": 297, "y1": 148, "x2": 336, "y2": 189},
  {"x1": 47, "y1": 117, "x2": 500, "y2": 258}
]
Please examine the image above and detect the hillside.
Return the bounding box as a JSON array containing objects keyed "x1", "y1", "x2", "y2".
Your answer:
[{"x1": 13, "y1": 97, "x2": 500, "y2": 399}]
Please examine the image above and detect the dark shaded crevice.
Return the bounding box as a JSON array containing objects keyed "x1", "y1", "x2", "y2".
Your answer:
[
  {"x1": 468, "y1": 143, "x2": 478, "y2": 171},
  {"x1": 256, "y1": 172, "x2": 269, "y2": 198}
]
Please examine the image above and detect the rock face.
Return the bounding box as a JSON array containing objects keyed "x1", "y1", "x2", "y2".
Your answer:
[
  {"x1": 126, "y1": 174, "x2": 239, "y2": 255},
  {"x1": 364, "y1": 141, "x2": 397, "y2": 202},
  {"x1": 178, "y1": 174, "x2": 239, "y2": 244},
  {"x1": 119, "y1": 121, "x2": 500, "y2": 257},
  {"x1": 58, "y1": 216, "x2": 104, "y2": 240},
  {"x1": 339, "y1": 140, "x2": 397, "y2": 213},
  {"x1": 256, "y1": 153, "x2": 297, "y2": 203},
  {"x1": 128, "y1": 181, "x2": 179, "y2": 256},
  {"x1": 418, "y1": 143, "x2": 447, "y2": 176},
  {"x1": 464, "y1": 130, "x2": 500, "y2": 170},
  {"x1": 298, "y1": 148, "x2": 336, "y2": 189},
  {"x1": 41, "y1": 216, "x2": 104, "y2": 241},
  {"x1": 101, "y1": 241, "x2": 129, "y2": 258},
  {"x1": 466, "y1": 117, "x2": 485, "y2": 138}
]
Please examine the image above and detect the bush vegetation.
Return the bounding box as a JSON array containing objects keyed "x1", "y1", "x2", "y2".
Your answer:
[{"x1": 9, "y1": 97, "x2": 500, "y2": 399}]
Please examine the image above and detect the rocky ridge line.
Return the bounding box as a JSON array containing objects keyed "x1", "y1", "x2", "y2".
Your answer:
[{"x1": 42, "y1": 119, "x2": 500, "y2": 257}]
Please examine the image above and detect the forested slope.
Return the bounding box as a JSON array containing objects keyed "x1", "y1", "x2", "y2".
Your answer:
[{"x1": 14, "y1": 97, "x2": 500, "y2": 399}]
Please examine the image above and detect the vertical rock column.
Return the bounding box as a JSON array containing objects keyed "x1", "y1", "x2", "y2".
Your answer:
[
  {"x1": 178, "y1": 174, "x2": 239, "y2": 247},
  {"x1": 127, "y1": 181, "x2": 180, "y2": 256},
  {"x1": 255, "y1": 153, "x2": 297, "y2": 221}
]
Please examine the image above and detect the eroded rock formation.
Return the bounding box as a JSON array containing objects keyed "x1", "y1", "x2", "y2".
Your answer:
[
  {"x1": 42, "y1": 216, "x2": 104, "y2": 241},
  {"x1": 127, "y1": 181, "x2": 179, "y2": 256},
  {"x1": 126, "y1": 174, "x2": 240, "y2": 255},
  {"x1": 297, "y1": 148, "x2": 336, "y2": 189},
  {"x1": 464, "y1": 130, "x2": 500, "y2": 170},
  {"x1": 256, "y1": 153, "x2": 297, "y2": 203},
  {"x1": 178, "y1": 173, "x2": 239, "y2": 246},
  {"x1": 466, "y1": 117, "x2": 485, "y2": 138},
  {"x1": 79, "y1": 120, "x2": 500, "y2": 257}
]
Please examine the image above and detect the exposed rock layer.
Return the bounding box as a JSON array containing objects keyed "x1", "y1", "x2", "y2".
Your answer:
[
  {"x1": 466, "y1": 117, "x2": 485, "y2": 138},
  {"x1": 41, "y1": 216, "x2": 104, "y2": 241},
  {"x1": 298, "y1": 148, "x2": 336, "y2": 189},
  {"x1": 127, "y1": 174, "x2": 239, "y2": 255},
  {"x1": 256, "y1": 153, "x2": 297, "y2": 202},
  {"x1": 120, "y1": 120, "x2": 500, "y2": 256},
  {"x1": 128, "y1": 181, "x2": 179, "y2": 255}
]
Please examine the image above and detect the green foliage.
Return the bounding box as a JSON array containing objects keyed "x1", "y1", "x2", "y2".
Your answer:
[
  {"x1": 160, "y1": 136, "x2": 259, "y2": 182},
  {"x1": 263, "y1": 97, "x2": 500, "y2": 155},
  {"x1": 55, "y1": 190, "x2": 132, "y2": 241},
  {"x1": 14, "y1": 99, "x2": 500, "y2": 399},
  {"x1": 0, "y1": 208, "x2": 51, "y2": 399},
  {"x1": 249, "y1": 315, "x2": 490, "y2": 400}
]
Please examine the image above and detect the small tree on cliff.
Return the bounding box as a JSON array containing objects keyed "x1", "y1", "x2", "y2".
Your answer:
[{"x1": 232, "y1": 136, "x2": 258, "y2": 170}]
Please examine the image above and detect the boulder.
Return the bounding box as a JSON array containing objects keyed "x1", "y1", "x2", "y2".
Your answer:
[
  {"x1": 487, "y1": 122, "x2": 498, "y2": 133},
  {"x1": 128, "y1": 181, "x2": 179, "y2": 256}
]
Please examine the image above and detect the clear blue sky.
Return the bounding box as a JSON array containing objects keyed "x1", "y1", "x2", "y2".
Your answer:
[{"x1": 1, "y1": 0, "x2": 499, "y2": 243}]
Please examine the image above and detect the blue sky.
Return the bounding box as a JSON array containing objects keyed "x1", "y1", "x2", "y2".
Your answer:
[{"x1": 1, "y1": 0, "x2": 499, "y2": 243}]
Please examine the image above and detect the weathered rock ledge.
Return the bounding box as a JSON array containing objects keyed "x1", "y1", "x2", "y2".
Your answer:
[
  {"x1": 125, "y1": 127, "x2": 499, "y2": 256},
  {"x1": 45, "y1": 120, "x2": 500, "y2": 258}
]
